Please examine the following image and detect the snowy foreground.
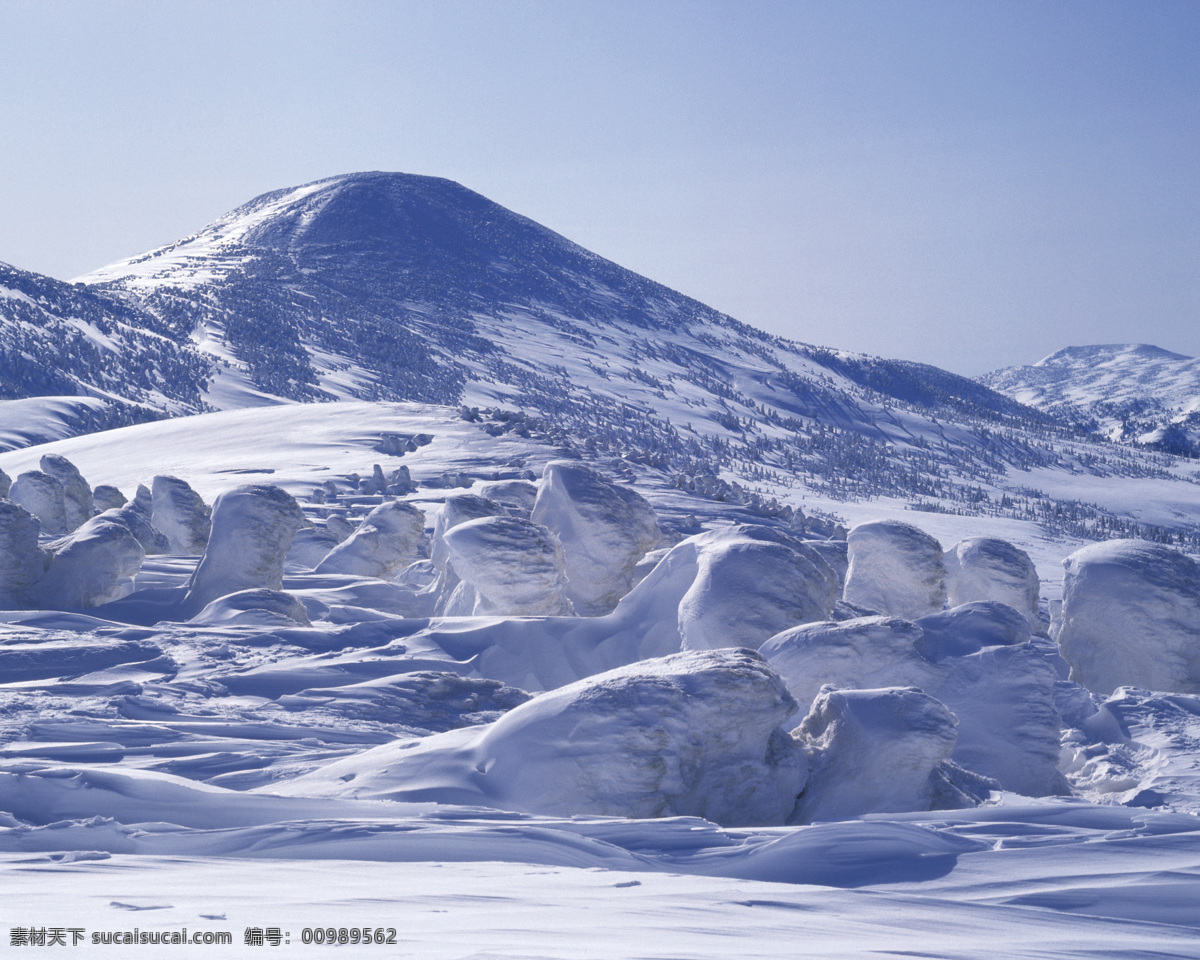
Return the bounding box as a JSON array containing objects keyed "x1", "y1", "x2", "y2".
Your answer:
[{"x1": 2, "y1": 403, "x2": 1199, "y2": 958}]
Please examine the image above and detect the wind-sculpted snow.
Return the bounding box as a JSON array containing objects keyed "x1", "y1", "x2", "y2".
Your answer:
[
  {"x1": 150, "y1": 475, "x2": 211, "y2": 555},
  {"x1": 38, "y1": 454, "x2": 93, "y2": 531},
  {"x1": 37, "y1": 515, "x2": 145, "y2": 609},
  {"x1": 183, "y1": 484, "x2": 307, "y2": 614},
  {"x1": 531, "y1": 460, "x2": 660, "y2": 615},
  {"x1": 791, "y1": 686, "x2": 970, "y2": 821},
  {"x1": 8, "y1": 470, "x2": 69, "y2": 535},
  {"x1": 760, "y1": 604, "x2": 1067, "y2": 796},
  {"x1": 843, "y1": 520, "x2": 947, "y2": 619},
  {"x1": 676, "y1": 528, "x2": 839, "y2": 650},
  {"x1": 945, "y1": 536, "x2": 1041, "y2": 627},
  {"x1": 0, "y1": 498, "x2": 50, "y2": 607},
  {"x1": 440, "y1": 515, "x2": 575, "y2": 616},
  {"x1": 274, "y1": 649, "x2": 809, "y2": 827},
  {"x1": 1059, "y1": 539, "x2": 1200, "y2": 695},
  {"x1": 314, "y1": 500, "x2": 425, "y2": 579}
]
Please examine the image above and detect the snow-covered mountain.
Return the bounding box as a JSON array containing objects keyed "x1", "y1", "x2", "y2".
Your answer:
[
  {"x1": 0, "y1": 260, "x2": 210, "y2": 446},
  {"x1": 4, "y1": 173, "x2": 1199, "y2": 547},
  {"x1": 983, "y1": 343, "x2": 1200, "y2": 456}
]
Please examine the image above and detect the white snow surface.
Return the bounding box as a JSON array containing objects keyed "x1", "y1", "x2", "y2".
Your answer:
[{"x1": 1, "y1": 404, "x2": 1199, "y2": 955}]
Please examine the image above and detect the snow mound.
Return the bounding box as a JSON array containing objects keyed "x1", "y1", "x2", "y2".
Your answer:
[
  {"x1": 0, "y1": 497, "x2": 51, "y2": 607},
  {"x1": 531, "y1": 460, "x2": 660, "y2": 615},
  {"x1": 440, "y1": 515, "x2": 575, "y2": 616},
  {"x1": 275, "y1": 648, "x2": 808, "y2": 826},
  {"x1": 678, "y1": 528, "x2": 840, "y2": 651},
  {"x1": 151, "y1": 475, "x2": 211, "y2": 554},
  {"x1": 791, "y1": 686, "x2": 964, "y2": 821},
  {"x1": 8, "y1": 470, "x2": 68, "y2": 535},
  {"x1": 183, "y1": 484, "x2": 307, "y2": 612},
  {"x1": 476, "y1": 478, "x2": 539, "y2": 514},
  {"x1": 92, "y1": 484, "x2": 127, "y2": 514},
  {"x1": 945, "y1": 537, "x2": 1040, "y2": 626},
  {"x1": 761, "y1": 606, "x2": 1066, "y2": 797},
  {"x1": 38, "y1": 515, "x2": 145, "y2": 609},
  {"x1": 98, "y1": 500, "x2": 170, "y2": 555},
  {"x1": 39, "y1": 454, "x2": 94, "y2": 532},
  {"x1": 1059, "y1": 539, "x2": 1200, "y2": 695},
  {"x1": 915, "y1": 601, "x2": 1032, "y2": 661},
  {"x1": 315, "y1": 500, "x2": 425, "y2": 578},
  {"x1": 843, "y1": 520, "x2": 947, "y2": 619},
  {"x1": 430, "y1": 494, "x2": 506, "y2": 577},
  {"x1": 189, "y1": 588, "x2": 312, "y2": 627},
  {"x1": 760, "y1": 617, "x2": 932, "y2": 707}
]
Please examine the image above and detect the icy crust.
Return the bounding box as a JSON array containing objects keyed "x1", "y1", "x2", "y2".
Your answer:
[
  {"x1": 440, "y1": 515, "x2": 574, "y2": 617},
  {"x1": 1058, "y1": 539, "x2": 1200, "y2": 695},
  {"x1": 531, "y1": 460, "x2": 660, "y2": 615},
  {"x1": 843, "y1": 520, "x2": 947, "y2": 619},
  {"x1": 273, "y1": 649, "x2": 809, "y2": 826}
]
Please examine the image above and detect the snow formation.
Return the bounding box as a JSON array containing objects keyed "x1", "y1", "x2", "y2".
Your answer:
[
  {"x1": 944, "y1": 536, "x2": 1041, "y2": 626},
  {"x1": 315, "y1": 500, "x2": 425, "y2": 578},
  {"x1": 843, "y1": 519, "x2": 947, "y2": 619},
  {"x1": 150, "y1": 475, "x2": 212, "y2": 554},
  {"x1": 1058, "y1": 538, "x2": 1200, "y2": 695},
  {"x1": 531, "y1": 460, "x2": 660, "y2": 615}
]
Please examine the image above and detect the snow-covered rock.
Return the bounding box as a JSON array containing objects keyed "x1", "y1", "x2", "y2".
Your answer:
[
  {"x1": 8, "y1": 470, "x2": 68, "y2": 536},
  {"x1": 843, "y1": 520, "x2": 947, "y2": 619},
  {"x1": 1058, "y1": 539, "x2": 1200, "y2": 695},
  {"x1": 677, "y1": 528, "x2": 840, "y2": 651},
  {"x1": 791, "y1": 686, "x2": 960, "y2": 821},
  {"x1": 39, "y1": 453, "x2": 93, "y2": 532},
  {"x1": 36, "y1": 515, "x2": 145, "y2": 609},
  {"x1": 274, "y1": 648, "x2": 808, "y2": 827},
  {"x1": 531, "y1": 460, "x2": 660, "y2": 615},
  {"x1": 440, "y1": 515, "x2": 574, "y2": 617},
  {"x1": 184, "y1": 484, "x2": 307, "y2": 612},
  {"x1": 314, "y1": 500, "x2": 425, "y2": 579},
  {"x1": 151, "y1": 475, "x2": 211, "y2": 554},
  {"x1": 945, "y1": 537, "x2": 1040, "y2": 625},
  {"x1": 92, "y1": 484, "x2": 127, "y2": 514},
  {"x1": 0, "y1": 498, "x2": 50, "y2": 607}
]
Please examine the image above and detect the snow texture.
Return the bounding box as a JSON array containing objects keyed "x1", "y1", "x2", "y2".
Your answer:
[
  {"x1": 531, "y1": 460, "x2": 660, "y2": 615},
  {"x1": 1059, "y1": 538, "x2": 1200, "y2": 695},
  {"x1": 843, "y1": 519, "x2": 947, "y2": 619}
]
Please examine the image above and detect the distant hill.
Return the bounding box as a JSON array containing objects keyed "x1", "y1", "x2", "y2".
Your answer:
[{"x1": 982, "y1": 343, "x2": 1200, "y2": 456}]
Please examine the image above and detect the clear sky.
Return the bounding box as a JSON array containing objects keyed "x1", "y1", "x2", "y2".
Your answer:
[{"x1": 1, "y1": 0, "x2": 1197, "y2": 375}]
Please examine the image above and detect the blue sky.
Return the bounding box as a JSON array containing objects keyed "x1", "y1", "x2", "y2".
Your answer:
[{"x1": 1, "y1": 0, "x2": 1197, "y2": 374}]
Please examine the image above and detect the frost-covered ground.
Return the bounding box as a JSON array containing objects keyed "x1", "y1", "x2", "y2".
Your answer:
[{"x1": 2, "y1": 404, "x2": 1200, "y2": 957}]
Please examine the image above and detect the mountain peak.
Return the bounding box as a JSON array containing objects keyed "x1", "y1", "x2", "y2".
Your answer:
[{"x1": 1035, "y1": 343, "x2": 1194, "y2": 367}]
